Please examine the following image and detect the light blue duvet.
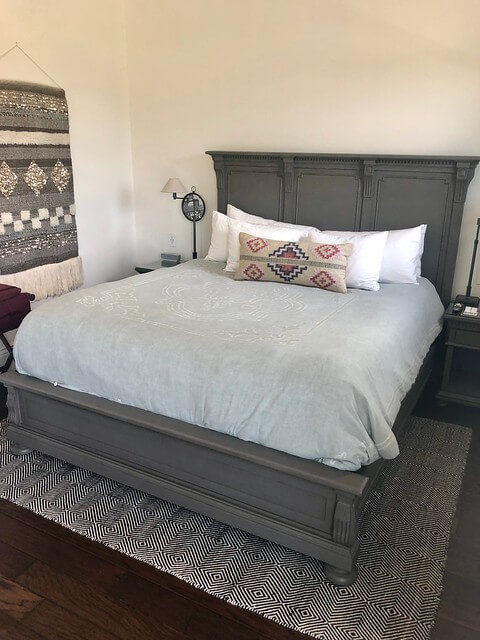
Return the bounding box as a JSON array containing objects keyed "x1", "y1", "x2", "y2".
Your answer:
[{"x1": 14, "y1": 260, "x2": 444, "y2": 470}]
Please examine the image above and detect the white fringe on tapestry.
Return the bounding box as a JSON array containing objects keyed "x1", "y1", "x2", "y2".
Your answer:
[{"x1": 0, "y1": 256, "x2": 83, "y2": 300}]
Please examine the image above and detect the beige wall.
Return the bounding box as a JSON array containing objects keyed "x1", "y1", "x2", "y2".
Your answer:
[
  {"x1": 126, "y1": 0, "x2": 480, "y2": 296},
  {"x1": 2, "y1": 1, "x2": 478, "y2": 294},
  {"x1": 1, "y1": 0, "x2": 136, "y2": 287}
]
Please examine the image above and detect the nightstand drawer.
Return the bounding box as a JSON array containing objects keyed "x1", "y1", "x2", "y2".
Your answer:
[{"x1": 447, "y1": 327, "x2": 480, "y2": 349}]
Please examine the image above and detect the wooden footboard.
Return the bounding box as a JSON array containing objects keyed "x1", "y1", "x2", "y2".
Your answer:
[{"x1": 1, "y1": 344, "x2": 434, "y2": 585}]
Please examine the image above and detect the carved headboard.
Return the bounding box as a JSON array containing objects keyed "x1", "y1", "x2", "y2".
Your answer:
[{"x1": 207, "y1": 151, "x2": 479, "y2": 305}]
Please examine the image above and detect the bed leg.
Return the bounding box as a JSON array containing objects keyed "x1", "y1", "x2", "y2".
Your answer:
[
  {"x1": 5, "y1": 386, "x2": 32, "y2": 455},
  {"x1": 324, "y1": 492, "x2": 359, "y2": 585},
  {"x1": 324, "y1": 562, "x2": 358, "y2": 586},
  {"x1": 10, "y1": 442, "x2": 32, "y2": 456}
]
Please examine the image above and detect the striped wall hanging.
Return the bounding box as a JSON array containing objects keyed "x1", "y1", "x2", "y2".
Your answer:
[{"x1": 0, "y1": 80, "x2": 82, "y2": 299}]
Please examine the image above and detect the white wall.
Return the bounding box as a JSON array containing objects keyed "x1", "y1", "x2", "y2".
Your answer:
[
  {"x1": 126, "y1": 0, "x2": 480, "y2": 296},
  {"x1": 1, "y1": 0, "x2": 136, "y2": 287}
]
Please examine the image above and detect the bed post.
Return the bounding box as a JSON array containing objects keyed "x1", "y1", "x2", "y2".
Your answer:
[
  {"x1": 324, "y1": 492, "x2": 359, "y2": 585},
  {"x1": 6, "y1": 386, "x2": 32, "y2": 455}
]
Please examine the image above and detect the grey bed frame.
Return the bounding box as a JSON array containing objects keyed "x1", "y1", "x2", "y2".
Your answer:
[{"x1": 2, "y1": 152, "x2": 478, "y2": 586}]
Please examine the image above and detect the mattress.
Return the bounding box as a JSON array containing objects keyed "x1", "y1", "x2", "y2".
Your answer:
[{"x1": 14, "y1": 260, "x2": 444, "y2": 470}]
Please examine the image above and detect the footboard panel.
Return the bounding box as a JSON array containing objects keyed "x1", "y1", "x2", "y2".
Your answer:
[{"x1": 3, "y1": 370, "x2": 367, "y2": 574}]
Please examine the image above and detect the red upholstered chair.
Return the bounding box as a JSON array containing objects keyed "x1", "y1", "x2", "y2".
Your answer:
[{"x1": 0, "y1": 284, "x2": 35, "y2": 374}]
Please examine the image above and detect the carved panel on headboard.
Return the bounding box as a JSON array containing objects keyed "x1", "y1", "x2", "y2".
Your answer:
[
  {"x1": 207, "y1": 151, "x2": 479, "y2": 305},
  {"x1": 227, "y1": 169, "x2": 283, "y2": 220},
  {"x1": 293, "y1": 170, "x2": 362, "y2": 230}
]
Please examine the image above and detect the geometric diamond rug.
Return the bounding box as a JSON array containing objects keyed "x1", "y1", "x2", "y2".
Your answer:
[{"x1": 0, "y1": 417, "x2": 471, "y2": 640}]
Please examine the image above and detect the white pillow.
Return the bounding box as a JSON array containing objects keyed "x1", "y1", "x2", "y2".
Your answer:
[
  {"x1": 380, "y1": 225, "x2": 427, "y2": 284},
  {"x1": 205, "y1": 211, "x2": 229, "y2": 262},
  {"x1": 225, "y1": 218, "x2": 308, "y2": 272},
  {"x1": 325, "y1": 225, "x2": 427, "y2": 284},
  {"x1": 310, "y1": 230, "x2": 388, "y2": 291},
  {"x1": 227, "y1": 204, "x2": 318, "y2": 234}
]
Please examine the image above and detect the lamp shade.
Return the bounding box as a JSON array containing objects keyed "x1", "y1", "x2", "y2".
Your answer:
[{"x1": 161, "y1": 178, "x2": 187, "y2": 194}]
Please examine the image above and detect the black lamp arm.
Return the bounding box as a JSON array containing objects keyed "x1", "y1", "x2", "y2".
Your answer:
[{"x1": 466, "y1": 217, "x2": 480, "y2": 298}]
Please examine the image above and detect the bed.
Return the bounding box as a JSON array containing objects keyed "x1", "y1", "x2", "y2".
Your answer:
[{"x1": 2, "y1": 151, "x2": 478, "y2": 585}]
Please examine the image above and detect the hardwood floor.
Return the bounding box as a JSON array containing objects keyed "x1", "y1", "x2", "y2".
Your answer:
[
  {"x1": 0, "y1": 386, "x2": 478, "y2": 640},
  {"x1": 415, "y1": 389, "x2": 480, "y2": 640}
]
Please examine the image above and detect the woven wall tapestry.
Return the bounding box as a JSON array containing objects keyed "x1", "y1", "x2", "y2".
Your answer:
[{"x1": 0, "y1": 80, "x2": 83, "y2": 299}]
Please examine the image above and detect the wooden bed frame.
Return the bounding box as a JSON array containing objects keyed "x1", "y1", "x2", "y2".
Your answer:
[{"x1": 2, "y1": 152, "x2": 478, "y2": 585}]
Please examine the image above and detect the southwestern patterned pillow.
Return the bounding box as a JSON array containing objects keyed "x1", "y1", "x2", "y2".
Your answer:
[{"x1": 234, "y1": 232, "x2": 353, "y2": 293}]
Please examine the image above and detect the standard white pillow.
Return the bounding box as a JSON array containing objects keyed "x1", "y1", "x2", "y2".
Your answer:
[
  {"x1": 379, "y1": 225, "x2": 427, "y2": 284},
  {"x1": 227, "y1": 204, "x2": 318, "y2": 234},
  {"x1": 225, "y1": 218, "x2": 308, "y2": 272},
  {"x1": 205, "y1": 211, "x2": 229, "y2": 262},
  {"x1": 325, "y1": 225, "x2": 427, "y2": 284},
  {"x1": 310, "y1": 229, "x2": 388, "y2": 291}
]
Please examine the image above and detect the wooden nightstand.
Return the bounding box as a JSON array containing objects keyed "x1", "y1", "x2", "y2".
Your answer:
[
  {"x1": 436, "y1": 303, "x2": 480, "y2": 408},
  {"x1": 134, "y1": 260, "x2": 165, "y2": 274},
  {"x1": 135, "y1": 259, "x2": 182, "y2": 274}
]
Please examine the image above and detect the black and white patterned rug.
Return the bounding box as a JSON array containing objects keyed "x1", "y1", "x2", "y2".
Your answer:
[{"x1": 0, "y1": 417, "x2": 471, "y2": 639}]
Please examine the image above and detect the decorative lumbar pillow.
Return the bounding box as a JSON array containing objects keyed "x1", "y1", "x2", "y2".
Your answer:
[
  {"x1": 225, "y1": 218, "x2": 308, "y2": 272},
  {"x1": 324, "y1": 224, "x2": 427, "y2": 284},
  {"x1": 309, "y1": 229, "x2": 388, "y2": 291},
  {"x1": 227, "y1": 204, "x2": 318, "y2": 234},
  {"x1": 234, "y1": 232, "x2": 352, "y2": 293},
  {"x1": 205, "y1": 211, "x2": 229, "y2": 262}
]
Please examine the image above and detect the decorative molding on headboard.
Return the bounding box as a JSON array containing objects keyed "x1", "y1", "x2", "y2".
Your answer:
[
  {"x1": 206, "y1": 151, "x2": 479, "y2": 305},
  {"x1": 212, "y1": 155, "x2": 225, "y2": 192},
  {"x1": 362, "y1": 160, "x2": 375, "y2": 198},
  {"x1": 207, "y1": 150, "x2": 477, "y2": 163},
  {"x1": 454, "y1": 162, "x2": 472, "y2": 203}
]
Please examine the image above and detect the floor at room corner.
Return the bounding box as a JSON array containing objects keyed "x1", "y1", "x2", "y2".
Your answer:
[{"x1": 0, "y1": 385, "x2": 478, "y2": 640}]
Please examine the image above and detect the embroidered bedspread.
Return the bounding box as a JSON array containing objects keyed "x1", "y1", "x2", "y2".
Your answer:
[{"x1": 13, "y1": 260, "x2": 444, "y2": 470}]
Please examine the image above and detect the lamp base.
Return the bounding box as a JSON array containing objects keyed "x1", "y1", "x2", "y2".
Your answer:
[
  {"x1": 192, "y1": 251, "x2": 197, "y2": 260},
  {"x1": 455, "y1": 294, "x2": 480, "y2": 307}
]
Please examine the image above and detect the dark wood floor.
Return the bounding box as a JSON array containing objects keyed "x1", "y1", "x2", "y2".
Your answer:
[
  {"x1": 415, "y1": 389, "x2": 480, "y2": 640},
  {"x1": 0, "y1": 386, "x2": 478, "y2": 640}
]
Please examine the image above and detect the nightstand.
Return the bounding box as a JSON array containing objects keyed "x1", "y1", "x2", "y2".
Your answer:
[
  {"x1": 134, "y1": 260, "x2": 165, "y2": 274},
  {"x1": 436, "y1": 303, "x2": 480, "y2": 408},
  {"x1": 135, "y1": 259, "x2": 182, "y2": 274}
]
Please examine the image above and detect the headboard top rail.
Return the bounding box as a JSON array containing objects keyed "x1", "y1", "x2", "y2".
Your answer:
[
  {"x1": 207, "y1": 150, "x2": 480, "y2": 164},
  {"x1": 207, "y1": 150, "x2": 479, "y2": 305}
]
